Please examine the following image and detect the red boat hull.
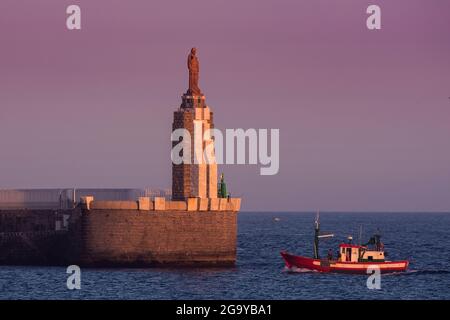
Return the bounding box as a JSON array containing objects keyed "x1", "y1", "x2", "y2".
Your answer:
[{"x1": 281, "y1": 251, "x2": 409, "y2": 274}]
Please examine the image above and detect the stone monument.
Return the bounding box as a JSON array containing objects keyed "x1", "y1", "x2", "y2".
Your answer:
[{"x1": 172, "y1": 48, "x2": 218, "y2": 200}]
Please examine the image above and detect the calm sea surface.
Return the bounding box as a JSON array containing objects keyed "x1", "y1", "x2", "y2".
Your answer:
[{"x1": 1, "y1": 212, "x2": 449, "y2": 300}]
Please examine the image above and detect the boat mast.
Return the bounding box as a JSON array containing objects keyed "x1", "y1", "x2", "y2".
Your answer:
[{"x1": 313, "y1": 210, "x2": 320, "y2": 259}]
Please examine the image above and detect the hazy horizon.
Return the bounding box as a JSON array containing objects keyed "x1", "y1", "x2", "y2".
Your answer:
[{"x1": 1, "y1": 0, "x2": 449, "y2": 212}]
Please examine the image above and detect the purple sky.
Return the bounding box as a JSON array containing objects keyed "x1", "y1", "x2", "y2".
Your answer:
[{"x1": 0, "y1": 0, "x2": 449, "y2": 211}]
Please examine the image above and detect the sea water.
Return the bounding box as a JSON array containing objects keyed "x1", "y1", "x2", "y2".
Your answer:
[{"x1": 0, "y1": 212, "x2": 449, "y2": 300}]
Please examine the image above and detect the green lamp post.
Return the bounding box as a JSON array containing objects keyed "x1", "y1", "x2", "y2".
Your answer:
[{"x1": 218, "y1": 173, "x2": 228, "y2": 198}]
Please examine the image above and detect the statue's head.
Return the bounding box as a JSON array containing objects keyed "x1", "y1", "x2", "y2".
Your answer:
[{"x1": 191, "y1": 47, "x2": 197, "y2": 55}]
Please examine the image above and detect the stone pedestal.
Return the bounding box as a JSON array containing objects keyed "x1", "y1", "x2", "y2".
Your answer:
[{"x1": 172, "y1": 93, "x2": 218, "y2": 200}]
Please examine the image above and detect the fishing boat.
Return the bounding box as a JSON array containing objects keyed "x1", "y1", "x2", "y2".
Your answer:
[{"x1": 280, "y1": 212, "x2": 409, "y2": 274}]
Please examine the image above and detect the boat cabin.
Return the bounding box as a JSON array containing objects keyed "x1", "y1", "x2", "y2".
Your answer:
[{"x1": 338, "y1": 244, "x2": 385, "y2": 263}]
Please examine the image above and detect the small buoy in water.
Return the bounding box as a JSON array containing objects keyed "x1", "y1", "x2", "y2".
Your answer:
[{"x1": 273, "y1": 217, "x2": 281, "y2": 222}]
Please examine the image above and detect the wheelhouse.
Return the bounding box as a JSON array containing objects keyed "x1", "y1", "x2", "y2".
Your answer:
[{"x1": 338, "y1": 244, "x2": 385, "y2": 263}]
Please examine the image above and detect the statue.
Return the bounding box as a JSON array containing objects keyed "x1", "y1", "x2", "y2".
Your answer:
[{"x1": 187, "y1": 48, "x2": 202, "y2": 96}]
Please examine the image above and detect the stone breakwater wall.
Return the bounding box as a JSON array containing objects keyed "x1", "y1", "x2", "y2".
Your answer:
[
  {"x1": 67, "y1": 197, "x2": 241, "y2": 267},
  {"x1": 0, "y1": 209, "x2": 73, "y2": 265},
  {"x1": 0, "y1": 209, "x2": 60, "y2": 233},
  {"x1": 0, "y1": 198, "x2": 241, "y2": 267},
  {"x1": 0, "y1": 230, "x2": 68, "y2": 265}
]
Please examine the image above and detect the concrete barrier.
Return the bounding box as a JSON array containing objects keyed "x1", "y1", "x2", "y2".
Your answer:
[
  {"x1": 90, "y1": 201, "x2": 138, "y2": 210},
  {"x1": 165, "y1": 201, "x2": 187, "y2": 210},
  {"x1": 209, "y1": 198, "x2": 220, "y2": 211},
  {"x1": 82, "y1": 197, "x2": 240, "y2": 212},
  {"x1": 187, "y1": 198, "x2": 199, "y2": 211},
  {"x1": 229, "y1": 198, "x2": 241, "y2": 211},
  {"x1": 199, "y1": 198, "x2": 209, "y2": 211},
  {"x1": 154, "y1": 197, "x2": 166, "y2": 211},
  {"x1": 219, "y1": 198, "x2": 228, "y2": 211},
  {"x1": 138, "y1": 197, "x2": 152, "y2": 211}
]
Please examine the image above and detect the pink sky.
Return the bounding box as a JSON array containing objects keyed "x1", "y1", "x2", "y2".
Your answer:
[{"x1": 0, "y1": 0, "x2": 449, "y2": 211}]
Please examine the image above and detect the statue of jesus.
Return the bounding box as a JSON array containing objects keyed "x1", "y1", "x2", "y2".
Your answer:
[{"x1": 187, "y1": 48, "x2": 201, "y2": 96}]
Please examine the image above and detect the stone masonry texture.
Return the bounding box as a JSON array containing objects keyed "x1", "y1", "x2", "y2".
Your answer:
[{"x1": 67, "y1": 209, "x2": 238, "y2": 267}]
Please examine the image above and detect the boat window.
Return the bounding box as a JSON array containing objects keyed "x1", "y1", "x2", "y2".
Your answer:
[
  {"x1": 346, "y1": 248, "x2": 352, "y2": 262},
  {"x1": 368, "y1": 256, "x2": 373, "y2": 261}
]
